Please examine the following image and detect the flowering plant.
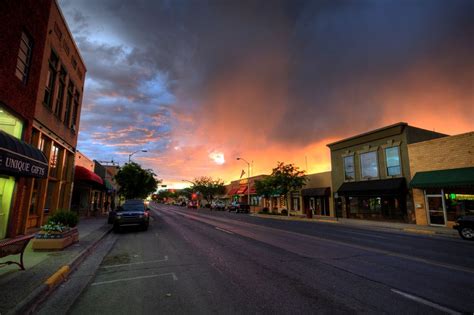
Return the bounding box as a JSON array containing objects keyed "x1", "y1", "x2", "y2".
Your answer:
[{"x1": 40, "y1": 221, "x2": 70, "y2": 234}]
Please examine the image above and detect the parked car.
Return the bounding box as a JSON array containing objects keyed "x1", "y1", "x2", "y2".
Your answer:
[
  {"x1": 228, "y1": 201, "x2": 250, "y2": 213},
  {"x1": 453, "y1": 215, "x2": 474, "y2": 241},
  {"x1": 187, "y1": 200, "x2": 198, "y2": 208},
  {"x1": 211, "y1": 200, "x2": 226, "y2": 211},
  {"x1": 113, "y1": 199, "x2": 150, "y2": 232}
]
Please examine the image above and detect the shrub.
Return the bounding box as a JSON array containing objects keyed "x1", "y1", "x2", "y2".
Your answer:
[
  {"x1": 48, "y1": 210, "x2": 79, "y2": 227},
  {"x1": 280, "y1": 209, "x2": 288, "y2": 216}
]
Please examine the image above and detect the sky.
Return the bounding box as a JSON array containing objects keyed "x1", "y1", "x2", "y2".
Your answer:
[{"x1": 58, "y1": 0, "x2": 474, "y2": 188}]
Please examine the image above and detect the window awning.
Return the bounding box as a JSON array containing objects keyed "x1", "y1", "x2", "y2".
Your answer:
[
  {"x1": 74, "y1": 166, "x2": 104, "y2": 186},
  {"x1": 0, "y1": 130, "x2": 48, "y2": 178},
  {"x1": 301, "y1": 187, "x2": 330, "y2": 197},
  {"x1": 410, "y1": 167, "x2": 474, "y2": 189},
  {"x1": 104, "y1": 179, "x2": 115, "y2": 192},
  {"x1": 236, "y1": 185, "x2": 247, "y2": 194},
  {"x1": 249, "y1": 185, "x2": 256, "y2": 194},
  {"x1": 337, "y1": 178, "x2": 406, "y2": 197},
  {"x1": 226, "y1": 188, "x2": 238, "y2": 196}
]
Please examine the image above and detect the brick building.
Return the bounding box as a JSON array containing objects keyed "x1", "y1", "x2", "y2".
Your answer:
[
  {"x1": 408, "y1": 132, "x2": 474, "y2": 227},
  {"x1": 0, "y1": 0, "x2": 86, "y2": 238}
]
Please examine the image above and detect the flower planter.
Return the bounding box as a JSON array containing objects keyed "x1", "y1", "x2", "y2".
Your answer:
[{"x1": 32, "y1": 227, "x2": 79, "y2": 250}]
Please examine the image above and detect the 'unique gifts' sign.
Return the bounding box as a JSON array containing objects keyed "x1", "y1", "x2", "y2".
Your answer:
[{"x1": 0, "y1": 148, "x2": 48, "y2": 178}]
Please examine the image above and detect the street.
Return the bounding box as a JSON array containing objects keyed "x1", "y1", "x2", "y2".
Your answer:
[{"x1": 42, "y1": 203, "x2": 474, "y2": 314}]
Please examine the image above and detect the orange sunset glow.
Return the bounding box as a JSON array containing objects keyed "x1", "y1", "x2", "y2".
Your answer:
[{"x1": 57, "y1": 0, "x2": 473, "y2": 188}]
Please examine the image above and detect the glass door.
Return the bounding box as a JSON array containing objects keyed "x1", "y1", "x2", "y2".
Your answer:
[{"x1": 426, "y1": 193, "x2": 446, "y2": 226}]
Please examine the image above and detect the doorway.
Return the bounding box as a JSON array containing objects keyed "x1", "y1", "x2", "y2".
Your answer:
[
  {"x1": 0, "y1": 176, "x2": 16, "y2": 239},
  {"x1": 426, "y1": 192, "x2": 446, "y2": 226}
]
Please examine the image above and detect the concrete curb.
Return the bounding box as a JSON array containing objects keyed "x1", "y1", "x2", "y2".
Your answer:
[
  {"x1": 251, "y1": 213, "x2": 457, "y2": 237},
  {"x1": 11, "y1": 224, "x2": 113, "y2": 315}
]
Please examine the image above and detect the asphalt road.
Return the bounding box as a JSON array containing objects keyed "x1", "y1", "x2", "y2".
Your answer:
[{"x1": 44, "y1": 204, "x2": 474, "y2": 314}]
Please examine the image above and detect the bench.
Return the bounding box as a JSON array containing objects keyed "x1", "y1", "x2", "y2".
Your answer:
[{"x1": 0, "y1": 234, "x2": 34, "y2": 270}]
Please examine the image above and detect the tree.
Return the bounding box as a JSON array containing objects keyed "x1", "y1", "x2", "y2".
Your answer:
[
  {"x1": 269, "y1": 162, "x2": 307, "y2": 213},
  {"x1": 154, "y1": 189, "x2": 177, "y2": 203},
  {"x1": 115, "y1": 162, "x2": 160, "y2": 199},
  {"x1": 191, "y1": 176, "x2": 226, "y2": 204},
  {"x1": 254, "y1": 176, "x2": 277, "y2": 199}
]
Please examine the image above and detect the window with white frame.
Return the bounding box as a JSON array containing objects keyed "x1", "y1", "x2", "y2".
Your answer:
[
  {"x1": 360, "y1": 151, "x2": 378, "y2": 178},
  {"x1": 385, "y1": 146, "x2": 401, "y2": 176}
]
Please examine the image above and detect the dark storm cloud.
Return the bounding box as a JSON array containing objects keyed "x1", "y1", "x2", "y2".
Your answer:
[{"x1": 59, "y1": 0, "x2": 473, "y2": 177}]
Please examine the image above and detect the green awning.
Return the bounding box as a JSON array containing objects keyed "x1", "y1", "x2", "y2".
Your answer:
[
  {"x1": 410, "y1": 167, "x2": 474, "y2": 188},
  {"x1": 104, "y1": 179, "x2": 114, "y2": 192}
]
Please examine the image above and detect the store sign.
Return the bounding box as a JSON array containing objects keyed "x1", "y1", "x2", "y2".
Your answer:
[{"x1": 0, "y1": 149, "x2": 48, "y2": 178}]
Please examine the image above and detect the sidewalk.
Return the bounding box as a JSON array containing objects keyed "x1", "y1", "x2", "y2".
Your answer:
[
  {"x1": 0, "y1": 216, "x2": 112, "y2": 314},
  {"x1": 251, "y1": 213, "x2": 459, "y2": 237}
]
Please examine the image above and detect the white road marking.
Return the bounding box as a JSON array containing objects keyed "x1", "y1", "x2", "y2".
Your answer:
[
  {"x1": 215, "y1": 227, "x2": 234, "y2": 234},
  {"x1": 101, "y1": 256, "x2": 169, "y2": 269},
  {"x1": 91, "y1": 272, "x2": 178, "y2": 286},
  {"x1": 391, "y1": 289, "x2": 461, "y2": 315}
]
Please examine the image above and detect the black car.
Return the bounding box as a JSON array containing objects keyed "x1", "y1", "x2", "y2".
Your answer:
[
  {"x1": 228, "y1": 202, "x2": 250, "y2": 213},
  {"x1": 113, "y1": 200, "x2": 150, "y2": 232},
  {"x1": 453, "y1": 215, "x2": 474, "y2": 241}
]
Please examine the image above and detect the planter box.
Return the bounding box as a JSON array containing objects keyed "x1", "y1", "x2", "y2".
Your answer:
[{"x1": 32, "y1": 227, "x2": 79, "y2": 251}]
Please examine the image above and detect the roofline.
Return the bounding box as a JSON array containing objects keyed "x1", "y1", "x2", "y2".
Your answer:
[
  {"x1": 326, "y1": 122, "x2": 408, "y2": 147},
  {"x1": 53, "y1": 0, "x2": 87, "y2": 71}
]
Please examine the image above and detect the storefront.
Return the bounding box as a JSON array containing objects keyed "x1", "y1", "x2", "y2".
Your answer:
[
  {"x1": 410, "y1": 167, "x2": 474, "y2": 226},
  {"x1": 71, "y1": 165, "x2": 104, "y2": 216},
  {"x1": 336, "y1": 178, "x2": 408, "y2": 222},
  {"x1": 0, "y1": 129, "x2": 48, "y2": 239},
  {"x1": 302, "y1": 187, "x2": 331, "y2": 217}
]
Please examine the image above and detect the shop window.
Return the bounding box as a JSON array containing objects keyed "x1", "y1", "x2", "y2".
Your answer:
[
  {"x1": 49, "y1": 144, "x2": 60, "y2": 178},
  {"x1": 445, "y1": 193, "x2": 474, "y2": 221},
  {"x1": 29, "y1": 179, "x2": 40, "y2": 215},
  {"x1": 360, "y1": 151, "x2": 378, "y2": 179},
  {"x1": 43, "y1": 50, "x2": 59, "y2": 109},
  {"x1": 0, "y1": 106, "x2": 24, "y2": 138},
  {"x1": 385, "y1": 146, "x2": 401, "y2": 176},
  {"x1": 292, "y1": 196, "x2": 300, "y2": 211},
  {"x1": 15, "y1": 32, "x2": 33, "y2": 83},
  {"x1": 62, "y1": 152, "x2": 74, "y2": 181},
  {"x1": 44, "y1": 181, "x2": 58, "y2": 214},
  {"x1": 40, "y1": 137, "x2": 52, "y2": 164},
  {"x1": 343, "y1": 156, "x2": 355, "y2": 181}
]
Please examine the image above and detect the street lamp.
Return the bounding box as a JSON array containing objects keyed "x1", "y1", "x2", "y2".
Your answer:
[
  {"x1": 236, "y1": 157, "x2": 250, "y2": 208},
  {"x1": 128, "y1": 149, "x2": 147, "y2": 163}
]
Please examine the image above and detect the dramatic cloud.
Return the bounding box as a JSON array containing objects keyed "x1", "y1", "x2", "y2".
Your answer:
[{"x1": 59, "y1": 0, "x2": 474, "y2": 186}]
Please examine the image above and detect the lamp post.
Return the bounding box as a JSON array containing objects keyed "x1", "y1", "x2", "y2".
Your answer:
[
  {"x1": 236, "y1": 157, "x2": 250, "y2": 209},
  {"x1": 128, "y1": 149, "x2": 147, "y2": 163}
]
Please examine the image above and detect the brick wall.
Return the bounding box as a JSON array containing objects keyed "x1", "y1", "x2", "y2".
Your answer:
[
  {"x1": 408, "y1": 132, "x2": 474, "y2": 173},
  {"x1": 408, "y1": 132, "x2": 474, "y2": 226}
]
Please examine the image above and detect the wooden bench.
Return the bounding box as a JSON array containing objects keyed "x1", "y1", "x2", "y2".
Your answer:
[{"x1": 0, "y1": 234, "x2": 34, "y2": 270}]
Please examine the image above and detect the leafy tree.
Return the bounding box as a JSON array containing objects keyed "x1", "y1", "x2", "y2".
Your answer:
[
  {"x1": 179, "y1": 187, "x2": 194, "y2": 199},
  {"x1": 191, "y1": 176, "x2": 226, "y2": 204},
  {"x1": 115, "y1": 162, "x2": 160, "y2": 199},
  {"x1": 254, "y1": 163, "x2": 306, "y2": 213},
  {"x1": 154, "y1": 189, "x2": 177, "y2": 202},
  {"x1": 254, "y1": 176, "x2": 277, "y2": 199},
  {"x1": 270, "y1": 162, "x2": 307, "y2": 212}
]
